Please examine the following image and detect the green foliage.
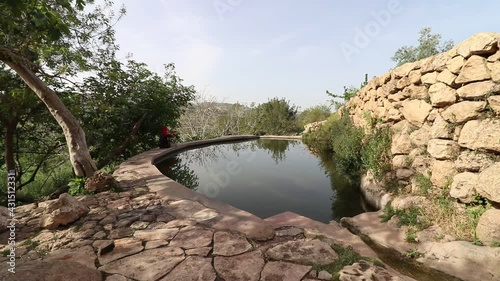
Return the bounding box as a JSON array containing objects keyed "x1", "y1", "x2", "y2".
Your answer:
[
  {"x1": 326, "y1": 74, "x2": 368, "y2": 109},
  {"x1": 415, "y1": 173, "x2": 433, "y2": 195},
  {"x1": 361, "y1": 125, "x2": 391, "y2": 179},
  {"x1": 302, "y1": 112, "x2": 339, "y2": 153},
  {"x1": 298, "y1": 104, "x2": 331, "y2": 127},
  {"x1": 253, "y1": 97, "x2": 301, "y2": 135},
  {"x1": 380, "y1": 201, "x2": 397, "y2": 222},
  {"x1": 490, "y1": 241, "x2": 500, "y2": 247},
  {"x1": 406, "y1": 231, "x2": 418, "y2": 243},
  {"x1": 405, "y1": 248, "x2": 421, "y2": 259},
  {"x1": 67, "y1": 177, "x2": 88, "y2": 196},
  {"x1": 392, "y1": 27, "x2": 454, "y2": 66}
]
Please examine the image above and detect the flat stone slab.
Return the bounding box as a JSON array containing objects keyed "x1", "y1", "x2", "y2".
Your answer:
[
  {"x1": 214, "y1": 250, "x2": 265, "y2": 281},
  {"x1": 160, "y1": 256, "x2": 216, "y2": 281},
  {"x1": 163, "y1": 200, "x2": 218, "y2": 222},
  {"x1": 44, "y1": 245, "x2": 96, "y2": 269},
  {"x1": 106, "y1": 275, "x2": 133, "y2": 281},
  {"x1": 165, "y1": 219, "x2": 197, "y2": 228},
  {"x1": 265, "y1": 239, "x2": 338, "y2": 265},
  {"x1": 99, "y1": 247, "x2": 185, "y2": 281},
  {"x1": 133, "y1": 228, "x2": 178, "y2": 241},
  {"x1": 260, "y1": 261, "x2": 312, "y2": 281},
  {"x1": 145, "y1": 240, "x2": 170, "y2": 250},
  {"x1": 169, "y1": 227, "x2": 213, "y2": 249},
  {"x1": 213, "y1": 231, "x2": 252, "y2": 256},
  {"x1": 275, "y1": 226, "x2": 304, "y2": 237},
  {"x1": 0, "y1": 260, "x2": 103, "y2": 281},
  {"x1": 185, "y1": 246, "x2": 212, "y2": 256},
  {"x1": 98, "y1": 238, "x2": 144, "y2": 265}
]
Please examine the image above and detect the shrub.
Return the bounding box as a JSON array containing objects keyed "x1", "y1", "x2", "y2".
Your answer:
[{"x1": 68, "y1": 177, "x2": 89, "y2": 196}]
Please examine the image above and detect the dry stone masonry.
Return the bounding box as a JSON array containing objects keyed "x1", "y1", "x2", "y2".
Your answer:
[{"x1": 344, "y1": 32, "x2": 500, "y2": 244}]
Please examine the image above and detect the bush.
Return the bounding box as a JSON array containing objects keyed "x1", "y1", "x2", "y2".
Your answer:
[{"x1": 303, "y1": 112, "x2": 339, "y2": 153}]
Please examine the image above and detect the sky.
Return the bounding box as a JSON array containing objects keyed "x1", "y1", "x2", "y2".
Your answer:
[{"x1": 111, "y1": 0, "x2": 500, "y2": 109}]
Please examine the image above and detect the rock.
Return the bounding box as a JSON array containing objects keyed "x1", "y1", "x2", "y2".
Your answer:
[
  {"x1": 133, "y1": 228, "x2": 178, "y2": 241},
  {"x1": 427, "y1": 139, "x2": 460, "y2": 160},
  {"x1": 214, "y1": 250, "x2": 265, "y2": 281},
  {"x1": 392, "y1": 155, "x2": 410, "y2": 169},
  {"x1": 85, "y1": 171, "x2": 117, "y2": 193},
  {"x1": 163, "y1": 200, "x2": 218, "y2": 222},
  {"x1": 447, "y1": 56, "x2": 465, "y2": 74},
  {"x1": 428, "y1": 82, "x2": 457, "y2": 107},
  {"x1": 275, "y1": 226, "x2": 304, "y2": 237},
  {"x1": 409, "y1": 124, "x2": 431, "y2": 147},
  {"x1": 391, "y1": 131, "x2": 414, "y2": 155},
  {"x1": 40, "y1": 193, "x2": 90, "y2": 229},
  {"x1": 44, "y1": 245, "x2": 96, "y2": 269},
  {"x1": 99, "y1": 247, "x2": 185, "y2": 281},
  {"x1": 455, "y1": 55, "x2": 491, "y2": 84},
  {"x1": 488, "y1": 61, "x2": 500, "y2": 82},
  {"x1": 455, "y1": 150, "x2": 495, "y2": 172},
  {"x1": 400, "y1": 99, "x2": 432, "y2": 126},
  {"x1": 391, "y1": 196, "x2": 427, "y2": 210},
  {"x1": 260, "y1": 261, "x2": 312, "y2": 281},
  {"x1": 476, "y1": 209, "x2": 500, "y2": 244},
  {"x1": 421, "y1": 72, "x2": 438, "y2": 85},
  {"x1": 339, "y1": 261, "x2": 401, "y2": 281},
  {"x1": 456, "y1": 32, "x2": 499, "y2": 58},
  {"x1": 409, "y1": 70, "x2": 421, "y2": 84},
  {"x1": 318, "y1": 270, "x2": 333, "y2": 280},
  {"x1": 431, "y1": 115, "x2": 453, "y2": 139},
  {"x1": 437, "y1": 69, "x2": 457, "y2": 86},
  {"x1": 164, "y1": 219, "x2": 197, "y2": 228},
  {"x1": 98, "y1": 238, "x2": 144, "y2": 265},
  {"x1": 396, "y1": 77, "x2": 411, "y2": 89},
  {"x1": 185, "y1": 247, "x2": 212, "y2": 256},
  {"x1": 396, "y1": 169, "x2": 414, "y2": 179},
  {"x1": 402, "y1": 85, "x2": 428, "y2": 99},
  {"x1": 0, "y1": 260, "x2": 103, "y2": 281},
  {"x1": 213, "y1": 231, "x2": 252, "y2": 256},
  {"x1": 106, "y1": 275, "x2": 133, "y2": 281},
  {"x1": 458, "y1": 119, "x2": 500, "y2": 152},
  {"x1": 129, "y1": 221, "x2": 149, "y2": 230},
  {"x1": 144, "y1": 240, "x2": 170, "y2": 250},
  {"x1": 160, "y1": 256, "x2": 216, "y2": 281},
  {"x1": 431, "y1": 160, "x2": 457, "y2": 188},
  {"x1": 303, "y1": 120, "x2": 327, "y2": 134},
  {"x1": 0, "y1": 206, "x2": 10, "y2": 233},
  {"x1": 442, "y1": 101, "x2": 486, "y2": 123},
  {"x1": 476, "y1": 163, "x2": 500, "y2": 203},
  {"x1": 487, "y1": 95, "x2": 500, "y2": 114},
  {"x1": 265, "y1": 239, "x2": 338, "y2": 265},
  {"x1": 457, "y1": 80, "x2": 500, "y2": 99},
  {"x1": 169, "y1": 227, "x2": 213, "y2": 249},
  {"x1": 411, "y1": 153, "x2": 432, "y2": 175},
  {"x1": 360, "y1": 170, "x2": 392, "y2": 210},
  {"x1": 450, "y1": 172, "x2": 478, "y2": 203}
]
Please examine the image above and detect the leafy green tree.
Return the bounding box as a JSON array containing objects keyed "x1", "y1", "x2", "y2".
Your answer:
[
  {"x1": 253, "y1": 98, "x2": 300, "y2": 135},
  {"x1": 0, "y1": 0, "x2": 123, "y2": 177},
  {"x1": 298, "y1": 105, "x2": 331, "y2": 127},
  {"x1": 327, "y1": 74, "x2": 368, "y2": 109},
  {"x1": 391, "y1": 27, "x2": 454, "y2": 66}
]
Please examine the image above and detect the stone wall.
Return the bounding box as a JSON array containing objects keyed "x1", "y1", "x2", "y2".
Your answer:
[{"x1": 344, "y1": 32, "x2": 500, "y2": 243}]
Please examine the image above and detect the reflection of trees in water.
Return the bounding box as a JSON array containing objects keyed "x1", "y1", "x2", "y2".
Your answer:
[
  {"x1": 254, "y1": 139, "x2": 299, "y2": 164},
  {"x1": 179, "y1": 141, "x2": 255, "y2": 170},
  {"x1": 157, "y1": 156, "x2": 199, "y2": 190},
  {"x1": 316, "y1": 152, "x2": 366, "y2": 221}
]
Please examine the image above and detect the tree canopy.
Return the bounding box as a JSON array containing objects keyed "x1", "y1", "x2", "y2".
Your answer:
[{"x1": 391, "y1": 27, "x2": 454, "y2": 66}]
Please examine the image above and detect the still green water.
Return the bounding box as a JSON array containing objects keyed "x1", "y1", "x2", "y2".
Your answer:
[{"x1": 156, "y1": 139, "x2": 366, "y2": 223}]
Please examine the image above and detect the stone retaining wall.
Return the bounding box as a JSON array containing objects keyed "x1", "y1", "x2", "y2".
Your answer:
[{"x1": 344, "y1": 32, "x2": 500, "y2": 243}]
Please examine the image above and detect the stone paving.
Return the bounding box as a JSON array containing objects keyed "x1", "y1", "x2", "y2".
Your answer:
[{"x1": 0, "y1": 136, "x2": 414, "y2": 281}]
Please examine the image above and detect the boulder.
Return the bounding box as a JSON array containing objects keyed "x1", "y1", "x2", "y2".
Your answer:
[
  {"x1": 476, "y1": 163, "x2": 500, "y2": 203},
  {"x1": 427, "y1": 139, "x2": 460, "y2": 160},
  {"x1": 450, "y1": 172, "x2": 478, "y2": 203},
  {"x1": 85, "y1": 171, "x2": 117, "y2": 193},
  {"x1": 476, "y1": 209, "x2": 500, "y2": 244},
  {"x1": 457, "y1": 80, "x2": 500, "y2": 99},
  {"x1": 400, "y1": 100, "x2": 432, "y2": 126},
  {"x1": 428, "y1": 82, "x2": 457, "y2": 107},
  {"x1": 455, "y1": 150, "x2": 495, "y2": 172},
  {"x1": 458, "y1": 119, "x2": 500, "y2": 152},
  {"x1": 391, "y1": 196, "x2": 427, "y2": 210},
  {"x1": 214, "y1": 250, "x2": 264, "y2": 281},
  {"x1": 421, "y1": 72, "x2": 438, "y2": 85},
  {"x1": 409, "y1": 70, "x2": 422, "y2": 84},
  {"x1": 392, "y1": 155, "x2": 410, "y2": 169},
  {"x1": 446, "y1": 56, "x2": 465, "y2": 74},
  {"x1": 431, "y1": 160, "x2": 457, "y2": 188},
  {"x1": 40, "y1": 193, "x2": 90, "y2": 229},
  {"x1": 442, "y1": 101, "x2": 486, "y2": 123},
  {"x1": 360, "y1": 170, "x2": 392, "y2": 210},
  {"x1": 437, "y1": 69, "x2": 458, "y2": 86},
  {"x1": 431, "y1": 114, "x2": 453, "y2": 139},
  {"x1": 265, "y1": 239, "x2": 339, "y2": 265},
  {"x1": 456, "y1": 32, "x2": 500, "y2": 58},
  {"x1": 487, "y1": 95, "x2": 500, "y2": 114},
  {"x1": 402, "y1": 85, "x2": 428, "y2": 99},
  {"x1": 455, "y1": 55, "x2": 491, "y2": 84},
  {"x1": 488, "y1": 61, "x2": 500, "y2": 82}
]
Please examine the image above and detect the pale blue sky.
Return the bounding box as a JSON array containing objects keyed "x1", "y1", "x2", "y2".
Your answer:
[{"x1": 112, "y1": 0, "x2": 499, "y2": 109}]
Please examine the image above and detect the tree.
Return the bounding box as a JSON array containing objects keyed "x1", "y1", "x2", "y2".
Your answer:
[
  {"x1": 298, "y1": 105, "x2": 331, "y2": 127},
  {"x1": 391, "y1": 27, "x2": 454, "y2": 66},
  {"x1": 253, "y1": 98, "x2": 300, "y2": 135},
  {"x1": 327, "y1": 74, "x2": 368, "y2": 109},
  {"x1": 0, "y1": 0, "x2": 123, "y2": 177}
]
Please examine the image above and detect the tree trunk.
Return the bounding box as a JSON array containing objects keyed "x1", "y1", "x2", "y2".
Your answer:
[
  {"x1": 1, "y1": 58, "x2": 97, "y2": 177},
  {"x1": 3, "y1": 119, "x2": 17, "y2": 173}
]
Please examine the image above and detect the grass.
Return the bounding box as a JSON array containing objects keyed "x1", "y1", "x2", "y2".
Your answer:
[
  {"x1": 490, "y1": 241, "x2": 500, "y2": 247},
  {"x1": 415, "y1": 173, "x2": 433, "y2": 195},
  {"x1": 406, "y1": 248, "x2": 421, "y2": 259},
  {"x1": 311, "y1": 244, "x2": 385, "y2": 277}
]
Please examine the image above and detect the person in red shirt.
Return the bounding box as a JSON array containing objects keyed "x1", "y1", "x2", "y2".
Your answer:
[{"x1": 159, "y1": 126, "x2": 174, "y2": 148}]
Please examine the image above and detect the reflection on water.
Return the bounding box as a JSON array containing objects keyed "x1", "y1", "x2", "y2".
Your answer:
[{"x1": 156, "y1": 139, "x2": 364, "y2": 222}]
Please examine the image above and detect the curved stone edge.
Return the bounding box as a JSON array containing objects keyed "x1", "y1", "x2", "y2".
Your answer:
[{"x1": 113, "y1": 135, "x2": 299, "y2": 241}]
